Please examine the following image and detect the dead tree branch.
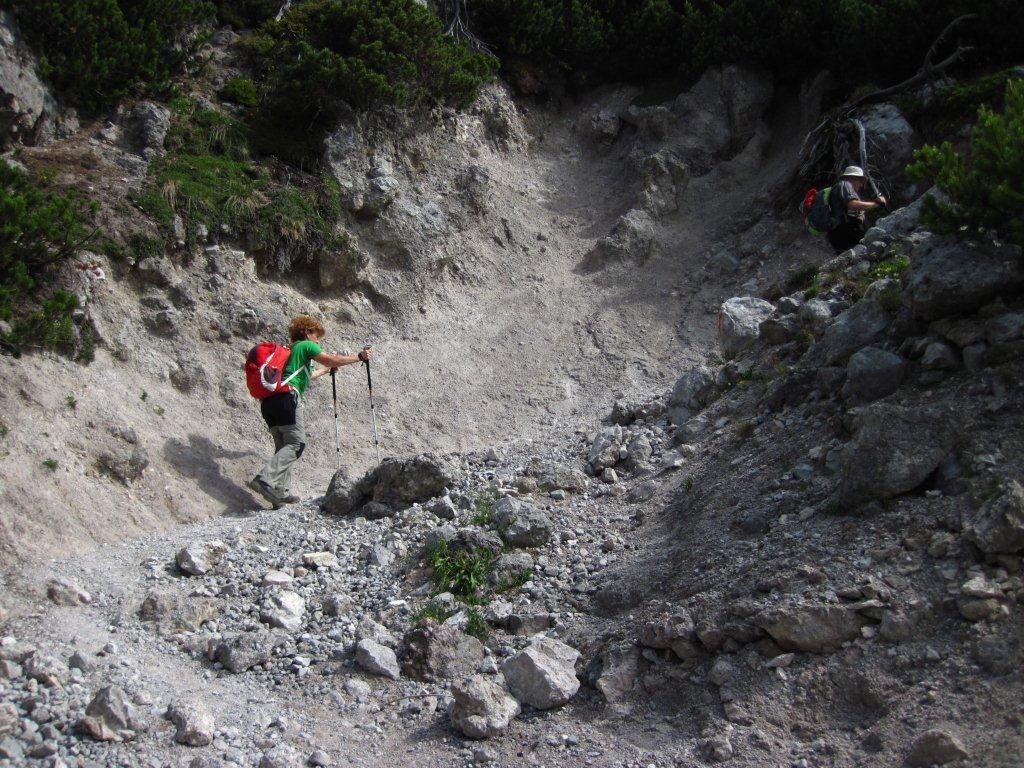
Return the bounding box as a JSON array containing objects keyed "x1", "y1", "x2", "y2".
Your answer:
[
  {"x1": 439, "y1": 0, "x2": 491, "y2": 53},
  {"x1": 797, "y1": 14, "x2": 976, "y2": 190},
  {"x1": 845, "y1": 14, "x2": 976, "y2": 111}
]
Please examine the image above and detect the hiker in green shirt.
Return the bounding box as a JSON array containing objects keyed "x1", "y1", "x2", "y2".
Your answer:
[{"x1": 249, "y1": 315, "x2": 371, "y2": 508}]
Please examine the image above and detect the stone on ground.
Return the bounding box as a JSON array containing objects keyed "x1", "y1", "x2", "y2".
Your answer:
[
  {"x1": 402, "y1": 624, "x2": 485, "y2": 682},
  {"x1": 448, "y1": 675, "x2": 520, "y2": 739},
  {"x1": 500, "y1": 638, "x2": 580, "y2": 710},
  {"x1": 493, "y1": 497, "x2": 551, "y2": 548},
  {"x1": 176, "y1": 540, "x2": 228, "y2": 576},
  {"x1": 835, "y1": 402, "x2": 959, "y2": 509},
  {"x1": 963, "y1": 480, "x2": 1024, "y2": 554},
  {"x1": 906, "y1": 729, "x2": 970, "y2": 766},
  {"x1": 46, "y1": 578, "x2": 92, "y2": 606},
  {"x1": 167, "y1": 700, "x2": 215, "y2": 746},
  {"x1": 718, "y1": 297, "x2": 774, "y2": 359},
  {"x1": 355, "y1": 639, "x2": 401, "y2": 680}
]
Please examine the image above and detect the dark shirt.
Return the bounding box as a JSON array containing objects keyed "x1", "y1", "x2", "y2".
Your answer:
[{"x1": 832, "y1": 180, "x2": 864, "y2": 222}]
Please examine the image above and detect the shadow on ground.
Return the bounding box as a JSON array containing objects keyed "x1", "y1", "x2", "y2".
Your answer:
[{"x1": 163, "y1": 434, "x2": 262, "y2": 517}]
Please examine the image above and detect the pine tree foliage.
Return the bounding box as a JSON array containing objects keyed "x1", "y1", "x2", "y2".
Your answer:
[
  {"x1": 469, "y1": 0, "x2": 1024, "y2": 90},
  {"x1": 0, "y1": 160, "x2": 96, "y2": 351},
  {"x1": 908, "y1": 79, "x2": 1024, "y2": 246},
  {"x1": 10, "y1": 0, "x2": 213, "y2": 115},
  {"x1": 242, "y1": 0, "x2": 497, "y2": 165}
]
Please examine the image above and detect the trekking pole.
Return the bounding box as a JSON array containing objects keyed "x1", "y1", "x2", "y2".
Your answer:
[
  {"x1": 330, "y1": 368, "x2": 341, "y2": 469},
  {"x1": 363, "y1": 345, "x2": 382, "y2": 465}
]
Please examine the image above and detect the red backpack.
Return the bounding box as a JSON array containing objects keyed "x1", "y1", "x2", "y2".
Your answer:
[{"x1": 245, "y1": 342, "x2": 300, "y2": 399}]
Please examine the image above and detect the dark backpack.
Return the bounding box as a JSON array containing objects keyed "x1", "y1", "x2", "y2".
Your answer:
[{"x1": 802, "y1": 186, "x2": 842, "y2": 235}]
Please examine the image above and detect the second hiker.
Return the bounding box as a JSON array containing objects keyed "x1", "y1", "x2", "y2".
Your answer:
[
  {"x1": 827, "y1": 165, "x2": 887, "y2": 253},
  {"x1": 249, "y1": 314, "x2": 371, "y2": 508}
]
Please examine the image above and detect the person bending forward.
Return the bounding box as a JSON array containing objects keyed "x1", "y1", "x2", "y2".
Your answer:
[{"x1": 249, "y1": 314, "x2": 371, "y2": 508}]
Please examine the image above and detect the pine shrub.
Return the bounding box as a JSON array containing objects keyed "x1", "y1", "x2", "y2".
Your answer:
[
  {"x1": 243, "y1": 0, "x2": 497, "y2": 166},
  {"x1": 12, "y1": 0, "x2": 214, "y2": 115},
  {"x1": 908, "y1": 79, "x2": 1024, "y2": 246},
  {"x1": 215, "y1": 0, "x2": 280, "y2": 28},
  {"x1": 0, "y1": 160, "x2": 96, "y2": 353},
  {"x1": 469, "y1": 0, "x2": 1024, "y2": 93}
]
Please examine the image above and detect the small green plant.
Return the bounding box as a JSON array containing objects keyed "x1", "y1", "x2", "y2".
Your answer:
[
  {"x1": 219, "y1": 76, "x2": 259, "y2": 108},
  {"x1": 866, "y1": 255, "x2": 910, "y2": 282},
  {"x1": 0, "y1": 425, "x2": 8, "y2": 439},
  {"x1": 428, "y1": 539, "x2": 494, "y2": 599},
  {"x1": 494, "y1": 569, "x2": 532, "y2": 594},
  {"x1": 65, "y1": 395, "x2": 77, "y2": 409},
  {"x1": 154, "y1": 405, "x2": 166, "y2": 417},
  {"x1": 684, "y1": 476, "x2": 694, "y2": 492},
  {"x1": 465, "y1": 607, "x2": 488, "y2": 642},
  {"x1": 141, "y1": 390, "x2": 148, "y2": 401},
  {"x1": 412, "y1": 603, "x2": 454, "y2": 625},
  {"x1": 734, "y1": 418, "x2": 755, "y2": 442},
  {"x1": 42, "y1": 458, "x2": 59, "y2": 471},
  {"x1": 908, "y1": 79, "x2": 1024, "y2": 246},
  {"x1": 471, "y1": 489, "x2": 499, "y2": 526}
]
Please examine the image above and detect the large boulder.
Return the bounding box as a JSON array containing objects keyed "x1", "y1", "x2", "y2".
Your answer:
[
  {"x1": 587, "y1": 426, "x2": 623, "y2": 473},
  {"x1": 638, "y1": 149, "x2": 689, "y2": 217},
  {"x1": 669, "y1": 366, "x2": 719, "y2": 415},
  {"x1": 323, "y1": 453, "x2": 458, "y2": 516},
  {"x1": 718, "y1": 297, "x2": 774, "y2": 359},
  {"x1": 493, "y1": 497, "x2": 551, "y2": 548},
  {"x1": 906, "y1": 729, "x2": 970, "y2": 767},
  {"x1": 835, "y1": 403, "x2": 959, "y2": 509},
  {"x1": 166, "y1": 700, "x2": 215, "y2": 747},
  {"x1": 842, "y1": 346, "x2": 906, "y2": 402},
  {"x1": 756, "y1": 604, "x2": 866, "y2": 652},
  {"x1": 905, "y1": 239, "x2": 1024, "y2": 320},
  {"x1": 448, "y1": 675, "x2": 520, "y2": 739},
  {"x1": 536, "y1": 464, "x2": 589, "y2": 493},
  {"x1": 804, "y1": 297, "x2": 890, "y2": 367},
  {"x1": 500, "y1": 638, "x2": 580, "y2": 710},
  {"x1": 858, "y1": 103, "x2": 918, "y2": 185},
  {"x1": 118, "y1": 101, "x2": 170, "y2": 157},
  {"x1": 964, "y1": 480, "x2": 1024, "y2": 555},
  {"x1": 402, "y1": 624, "x2": 485, "y2": 682},
  {"x1": 78, "y1": 687, "x2": 141, "y2": 743},
  {"x1": 594, "y1": 644, "x2": 642, "y2": 709},
  {"x1": 260, "y1": 591, "x2": 305, "y2": 632}
]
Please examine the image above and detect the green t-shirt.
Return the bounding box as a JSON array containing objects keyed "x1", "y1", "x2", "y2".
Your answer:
[{"x1": 284, "y1": 340, "x2": 322, "y2": 395}]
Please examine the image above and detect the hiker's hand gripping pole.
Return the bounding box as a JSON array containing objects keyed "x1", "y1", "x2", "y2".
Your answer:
[
  {"x1": 330, "y1": 367, "x2": 341, "y2": 469},
  {"x1": 362, "y1": 344, "x2": 382, "y2": 465}
]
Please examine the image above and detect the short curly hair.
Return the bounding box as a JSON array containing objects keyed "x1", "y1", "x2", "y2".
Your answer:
[{"x1": 288, "y1": 314, "x2": 326, "y2": 343}]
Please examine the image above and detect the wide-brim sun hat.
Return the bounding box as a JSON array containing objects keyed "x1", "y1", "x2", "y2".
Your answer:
[{"x1": 841, "y1": 165, "x2": 866, "y2": 179}]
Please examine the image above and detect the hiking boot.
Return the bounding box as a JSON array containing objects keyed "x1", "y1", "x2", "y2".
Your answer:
[{"x1": 248, "y1": 477, "x2": 285, "y2": 508}]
